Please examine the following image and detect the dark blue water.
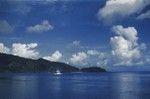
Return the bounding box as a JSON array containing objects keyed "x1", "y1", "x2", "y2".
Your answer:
[{"x1": 0, "y1": 72, "x2": 150, "y2": 99}]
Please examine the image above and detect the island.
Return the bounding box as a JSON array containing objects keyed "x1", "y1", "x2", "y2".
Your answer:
[
  {"x1": 0, "y1": 53, "x2": 106, "y2": 73},
  {"x1": 80, "y1": 67, "x2": 106, "y2": 72}
]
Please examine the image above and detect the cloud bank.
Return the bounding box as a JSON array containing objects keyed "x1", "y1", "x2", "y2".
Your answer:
[
  {"x1": 69, "y1": 50, "x2": 108, "y2": 67},
  {"x1": 0, "y1": 43, "x2": 39, "y2": 59},
  {"x1": 11, "y1": 43, "x2": 39, "y2": 59}
]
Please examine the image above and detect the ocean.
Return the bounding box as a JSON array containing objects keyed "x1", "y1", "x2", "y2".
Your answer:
[{"x1": 0, "y1": 72, "x2": 150, "y2": 99}]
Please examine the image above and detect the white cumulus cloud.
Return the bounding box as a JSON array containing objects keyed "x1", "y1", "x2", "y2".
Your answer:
[
  {"x1": 112, "y1": 25, "x2": 138, "y2": 43},
  {"x1": 98, "y1": 0, "x2": 150, "y2": 24},
  {"x1": 87, "y1": 50, "x2": 108, "y2": 67},
  {"x1": 70, "y1": 52, "x2": 88, "y2": 65},
  {"x1": 0, "y1": 43, "x2": 10, "y2": 54},
  {"x1": 43, "y1": 50, "x2": 62, "y2": 62},
  {"x1": 11, "y1": 43, "x2": 39, "y2": 59},
  {"x1": 27, "y1": 20, "x2": 54, "y2": 33},
  {"x1": 110, "y1": 25, "x2": 146, "y2": 66}
]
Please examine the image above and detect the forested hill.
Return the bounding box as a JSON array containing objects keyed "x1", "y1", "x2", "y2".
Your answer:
[
  {"x1": 0, "y1": 53, "x2": 78, "y2": 73},
  {"x1": 0, "y1": 53, "x2": 106, "y2": 73}
]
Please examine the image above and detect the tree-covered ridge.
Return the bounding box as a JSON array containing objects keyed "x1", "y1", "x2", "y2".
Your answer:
[{"x1": 0, "y1": 53, "x2": 106, "y2": 73}]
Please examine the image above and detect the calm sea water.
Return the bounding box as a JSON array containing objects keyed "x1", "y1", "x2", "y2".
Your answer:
[{"x1": 0, "y1": 72, "x2": 150, "y2": 99}]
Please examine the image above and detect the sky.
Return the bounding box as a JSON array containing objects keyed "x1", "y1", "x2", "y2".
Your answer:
[{"x1": 0, "y1": 0, "x2": 150, "y2": 70}]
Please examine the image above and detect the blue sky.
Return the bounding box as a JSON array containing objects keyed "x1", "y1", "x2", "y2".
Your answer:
[{"x1": 0, "y1": 0, "x2": 150, "y2": 70}]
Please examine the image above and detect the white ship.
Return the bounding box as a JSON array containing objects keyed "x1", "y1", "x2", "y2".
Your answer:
[{"x1": 54, "y1": 69, "x2": 62, "y2": 75}]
